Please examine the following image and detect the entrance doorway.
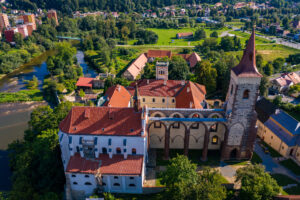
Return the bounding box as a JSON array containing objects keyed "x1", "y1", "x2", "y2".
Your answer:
[{"x1": 230, "y1": 149, "x2": 237, "y2": 159}]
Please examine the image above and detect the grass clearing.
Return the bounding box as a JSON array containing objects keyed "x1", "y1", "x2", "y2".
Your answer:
[
  {"x1": 271, "y1": 174, "x2": 298, "y2": 186},
  {"x1": 0, "y1": 89, "x2": 44, "y2": 103},
  {"x1": 147, "y1": 27, "x2": 228, "y2": 46},
  {"x1": 279, "y1": 159, "x2": 300, "y2": 176},
  {"x1": 156, "y1": 149, "x2": 220, "y2": 167}
]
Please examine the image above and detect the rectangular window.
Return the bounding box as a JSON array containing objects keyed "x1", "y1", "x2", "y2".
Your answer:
[
  {"x1": 152, "y1": 98, "x2": 155, "y2": 102},
  {"x1": 108, "y1": 138, "x2": 112, "y2": 146},
  {"x1": 162, "y1": 98, "x2": 165, "y2": 103},
  {"x1": 143, "y1": 98, "x2": 145, "y2": 102}
]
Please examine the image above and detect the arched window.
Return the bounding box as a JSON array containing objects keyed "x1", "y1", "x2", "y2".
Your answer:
[
  {"x1": 116, "y1": 147, "x2": 121, "y2": 154},
  {"x1": 154, "y1": 114, "x2": 161, "y2": 128},
  {"x1": 113, "y1": 183, "x2": 120, "y2": 186},
  {"x1": 130, "y1": 177, "x2": 134, "y2": 180},
  {"x1": 102, "y1": 182, "x2": 106, "y2": 186},
  {"x1": 162, "y1": 98, "x2": 165, "y2": 103},
  {"x1": 84, "y1": 182, "x2": 92, "y2": 185},
  {"x1": 243, "y1": 90, "x2": 249, "y2": 99},
  {"x1": 172, "y1": 114, "x2": 180, "y2": 129},
  {"x1": 210, "y1": 123, "x2": 218, "y2": 132},
  {"x1": 212, "y1": 136, "x2": 218, "y2": 144},
  {"x1": 73, "y1": 182, "x2": 78, "y2": 185},
  {"x1": 71, "y1": 174, "x2": 76, "y2": 177},
  {"x1": 129, "y1": 184, "x2": 136, "y2": 187},
  {"x1": 85, "y1": 175, "x2": 89, "y2": 178},
  {"x1": 102, "y1": 148, "x2": 107, "y2": 154},
  {"x1": 132, "y1": 148, "x2": 137, "y2": 155}
]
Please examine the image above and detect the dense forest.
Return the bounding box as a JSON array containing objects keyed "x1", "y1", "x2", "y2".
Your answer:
[{"x1": 9, "y1": 0, "x2": 293, "y2": 13}]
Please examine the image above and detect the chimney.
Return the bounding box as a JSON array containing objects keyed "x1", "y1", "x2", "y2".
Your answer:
[
  {"x1": 275, "y1": 109, "x2": 280, "y2": 115},
  {"x1": 84, "y1": 109, "x2": 90, "y2": 118},
  {"x1": 164, "y1": 80, "x2": 167, "y2": 85},
  {"x1": 147, "y1": 79, "x2": 149, "y2": 84},
  {"x1": 117, "y1": 85, "x2": 120, "y2": 92},
  {"x1": 187, "y1": 87, "x2": 190, "y2": 93},
  {"x1": 181, "y1": 81, "x2": 185, "y2": 86}
]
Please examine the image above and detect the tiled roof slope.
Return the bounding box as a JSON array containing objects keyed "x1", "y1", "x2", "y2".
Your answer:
[
  {"x1": 59, "y1": 107, "x2": 142, "y2": 136},
  {"x1": 176, "y1": 81, "x2": 206, "y2": 108},
  {"x1": 103, "y1": 85, "x2": 131, "y2": 107},
  {"x1": 271, "y1": 110, "x2": 300, "y2": 135},
  {"x1": 66, "y1": 153, "x2": 143, "y2": 175},
  {"x1": 76, "y1": 77, "x2": 94, "y2": 87},
  {"x1": 126, "y1": 53, "x2": 148, "y2": 79},
  {"x1": 147, "y1": 50, "x2": 172, "y2": 58}
]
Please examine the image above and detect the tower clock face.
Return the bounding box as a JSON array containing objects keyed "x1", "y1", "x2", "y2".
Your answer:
[{"x1": 227, "y1": 123, "x2": 244, "y2": 146}]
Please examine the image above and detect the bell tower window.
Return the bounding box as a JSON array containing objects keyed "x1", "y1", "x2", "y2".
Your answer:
[
  {"x1": 243, "y1": 90, "x2": 249, "y2": 99},
  {"x1": 230, "y1": 85, "x2": 234, "y2": 95}
]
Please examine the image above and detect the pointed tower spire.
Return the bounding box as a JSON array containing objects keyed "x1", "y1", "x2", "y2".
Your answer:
[{"x1": 232, "y1": 28, "x2": 262, "y2": 78}]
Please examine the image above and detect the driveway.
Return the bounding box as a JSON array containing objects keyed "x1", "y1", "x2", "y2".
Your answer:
[{"x1": 254, "y1": 140, "x2": 300, "y2": 182}]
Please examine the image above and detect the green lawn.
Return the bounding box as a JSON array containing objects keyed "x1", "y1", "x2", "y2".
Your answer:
[
  {"x1": 156, "y1": 149, "x2": 220, "y2": 166},
  {"x1": 229, "y1": 31, "x2": 271, "y2": 45},
  {"x1": 224, "y1": 152, "x2": 262, "y2": 166},
  {"x1": 271, "y1": 174, "x2": 298, "y2": 186},
  {"x1": 225, "y1": 22, "x2": 245, "y2": 28},
  {"x1": 251, "y1": 152, "x2": 263, "y2": 164},
  {"x1": 260, "y1": 140, "x2": 282, "y2": 158},
  {"x1": 0, "y1": 89, "x2": 44, "y2": 103},
  {"x1": 147, "y1": 27, "x2": 228, "y2": 46},
  {"x1": 279, "y1": 159, "x2": 300, "y2": 176}
]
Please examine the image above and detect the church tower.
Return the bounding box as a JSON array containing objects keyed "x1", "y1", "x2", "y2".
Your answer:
[
  {"x1": 221, "y1": 29, "x2": 262, "y2": 160},
  {"x1": 156, "y1": 61, "x2": 169, "y2": 80}
]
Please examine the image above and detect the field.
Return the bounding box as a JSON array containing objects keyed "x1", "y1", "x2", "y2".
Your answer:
[
  {"x1": 0, "y1": 89, "x2": 44, "y2": 103},
  {"x1": 147, "y1": 27, "x2": 228, "y2": 46}
]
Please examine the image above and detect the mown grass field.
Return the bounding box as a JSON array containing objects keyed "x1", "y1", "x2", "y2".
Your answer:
[{"x1": 147, "y1": 27, "x2": 228, "y2": 46}]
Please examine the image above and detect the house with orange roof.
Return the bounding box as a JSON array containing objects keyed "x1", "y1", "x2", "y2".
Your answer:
[
  {"x1": 176, "y1": 32, "x2": 193, "y2": 39},
  {"x1": 271, "y1": 72, "x2": 300, "y2": 93},
  {"x1": 98, "y1": 85, "x2": 132, "y2": 107}
]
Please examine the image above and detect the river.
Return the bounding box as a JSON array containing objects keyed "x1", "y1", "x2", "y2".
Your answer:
[{"x1": 0, "y1": 50, "x2": 96, "y2": 191}]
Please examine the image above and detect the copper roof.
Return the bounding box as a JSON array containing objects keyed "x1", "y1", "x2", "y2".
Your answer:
[{"x1": 232, "y1": 30, "x2": 263, "y2": 78}]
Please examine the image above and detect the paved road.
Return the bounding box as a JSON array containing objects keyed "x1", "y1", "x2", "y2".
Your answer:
[
  {"x1": 254, "y1": 140, "x2": 300, "y2": 182},
  {"x1": 116, "y1": 44, "x2": 196, "y2": 48}
]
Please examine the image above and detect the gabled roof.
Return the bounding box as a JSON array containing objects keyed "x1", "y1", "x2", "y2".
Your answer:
[
  {"x1": 125, "y1": 53, "x2": 148, "y2": 79},
  {"x1": 232, "y1": 30, "x2": 263, "y2": 78},
  {"x1": 147, "y1": 50, "x2": 172, "y2": 58},
  {"x1": 59, "y1": 107, "x2": 142, "y2": 136},
  {"x1": 66, "y1": 153, "x2": 143, "y2": 175},
  {"x1": 188, "y1": 52, "x2": 201, "y2": 68},
  {"x1": 127, "y1": 79, "x2": 185, "y2": 97},
  {"x1": 286, "y1": 72, "x2": 300, "y2": 84},
  {"x1": 175, "y1": 81, "x2": 206, "y2": 108},
  {"x1": 76, "y1": 77, "x2": 94, "y2": 87},
  {"x1": 177, "y1": 32, "x2": 193, "y2": 37},
  {"x1": 103, "y1": 85, "x2": 131, "y2": 107},
  {"x1": 270, "y1": 110, "x2": 300, "y2": 136}
]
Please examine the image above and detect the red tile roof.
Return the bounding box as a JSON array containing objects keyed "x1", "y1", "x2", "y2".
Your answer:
[
  {"x1": 127, "y1": 79, "x2": 185, "y2": 97},
  {"x1": 147, "y1": 50, "x2": 172, "y2": 58},
  {"x1": 176, "y1": 81, "x2": 206, "y2": 108},
  {"x1": 232, "y1": 30, "x2": 263, "y2": 78},
  {"x1": 126, "y1": 53, "x2": 148, "y2": 79},
  {"x1": 126, "y1": 79, "x2": 206, "y2": 108},
  {"x1": 76, "y1": 77, "x2": 94, "y2": 88},
  {"x1": 103, "y1": 85, "x2": 131, "y2": 107},
  {"x1": 177, "y1": 32, "x2": 193, "y2": 38},
  {"x1": 66, "y1": 153, "x2": 143, "y2": 175},
  {"x1": 59, "y1": 107, "x2": 142, "y2": 136},
  {"x1": 188, "y1": 52, "x2": 201, "y2": 68}
]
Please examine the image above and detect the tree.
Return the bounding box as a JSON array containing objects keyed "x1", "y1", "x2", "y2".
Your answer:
[
  {"x1": 79, "y1": 89, "x2": 85, "y2": 98},
  {"x1": 272, "y1": 57, "x2": 285, "y2": 72},
  {"x1": 220, "y1": 36, "x2": 234, "y2": 51},
  {"x1": 263, "y1": 62, "x2": 274, "y2": 76},
  {"x1": 25, "y1": 75, "x2": 39, "y2": 89},
  {"x1": 236, "y1": 164, "x2": 281, "y2": 200},
  {"x1": 142, "y1": 63, "x2": 155, "y2": 79},
  {"x1": 194, "y1": 28, "x2": 206, "y2": 40},
  {"x1": 259, "y1": 76, "x2": 269, "y2": 97},
  {"x1": 194, "y1": 61, "x2": 217, "y2": 94},
  {"x1": 256, "y1": 54, "x2": 264, "y2": 71},
  {"x1": 121, "y1": 26, "x2": 130, "y2": 41},
  {"x1": 168, "y1": 56, "x2": 190, "y2": 80},
  {"x1": 210, "y1": 31, "x2": 218, "y2": 38},
  {"x1": 13, "y1": 33, "x2": 24, "y2": 48}
]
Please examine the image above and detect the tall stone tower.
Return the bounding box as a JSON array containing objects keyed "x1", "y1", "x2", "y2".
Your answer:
[
  {"x1": 221, "y1": 30, "x2": 262, "y2": 160},
  {"x1": 156, "y1": 61, "x2": 169, "y2": 80}
]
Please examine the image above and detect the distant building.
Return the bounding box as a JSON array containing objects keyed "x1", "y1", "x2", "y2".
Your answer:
[
  {"x1": 17, "y1": 24, "x2": 28, "y2": 38},
  {"x1": 22, "y1": 13, "x2": 36, "y2": 30},
  {"x1": 256, "y1": 98, "x2": 300, "y2": 165},
  {"x1": 76, "y1": 77, "x2": 104, "y2": 93},
  {"x1": 47, "y1": 10, "x2": 59, "y2": 25},
  {"x1": 176, "y1": 32, "x2": 193, "y2": 39},
  {"x1": 293, "y1": 20, "x2": 300, "y2": 29},
  {"x1": 271, "y1": 72, "x2": 300, "y2": 93},
  {"x1": 4, "y1": 28, "x2": 18, "y2": 42},
  {"x1": 123, "y1": 50, "x2": 201, "y2": 80},
  {"x1": 0, "y1": 13, "x2": 9, "y2": 31}
]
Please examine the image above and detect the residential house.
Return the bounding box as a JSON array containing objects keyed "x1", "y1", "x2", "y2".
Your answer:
[
  {"x1": 176, "y1": 32, "x2": 193, "y2": 39},
  {"x1": 271, "y1": 72, "x2": 300, "y2": 93}
]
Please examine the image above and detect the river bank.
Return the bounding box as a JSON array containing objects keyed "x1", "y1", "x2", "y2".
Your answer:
[{"x1": 0, "y1": 101, "x2": 48, "y2": 191}]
